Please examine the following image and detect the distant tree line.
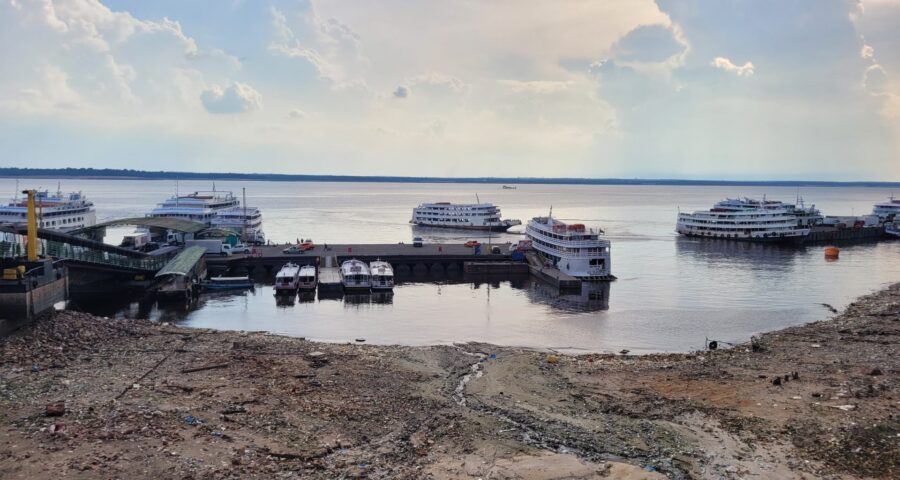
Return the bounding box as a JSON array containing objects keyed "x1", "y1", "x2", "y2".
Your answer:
[{"x1": 0, "y1": 167, "x2": 897, "y2": 187}]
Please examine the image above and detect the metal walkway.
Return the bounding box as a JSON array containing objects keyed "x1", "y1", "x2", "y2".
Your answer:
[{"x1": 0, "y1": 226, "x2": 176, "y2": 273}]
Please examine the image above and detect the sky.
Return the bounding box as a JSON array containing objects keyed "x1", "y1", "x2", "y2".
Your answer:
[{"x1": 1, "y1": 0, "x2": 899, "y2": 180}]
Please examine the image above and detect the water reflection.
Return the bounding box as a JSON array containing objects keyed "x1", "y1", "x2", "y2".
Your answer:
[
  {"x1": 674, "y1": 237, "x2": 800, "y2": 272},
  {"x1": 525, "y1": 281, "x2": 611, "y2": 313},
  {"x1": 274, "y1": 293, "x2": 296, "y2": 308}
]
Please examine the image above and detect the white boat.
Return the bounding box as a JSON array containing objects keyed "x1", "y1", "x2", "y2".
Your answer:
[
  {"x1": 411, "y1": 202, "x2": 521, "y2": 231},
  {"x1": 525, "y1": 214, "x2": 612, "y2": 280},
  {"x1": 298, "y1": 265, "x2": 317, "y2": 290},
  {"x1": 369, "y1": 260, "x2": 394, "y2": 290},
  {"x1": 340, "y1": 259, "x2": 371, "y2": 290},
  {"x1": 274, "y1": 262, "x2": 301, "y2": 292},
  {"x1": 203, "y1": 276, "x2": 254, "y2": 290},
  {"x1": 148, "y1": 188, "x2": 265, "y2": 244},
  {"x1": 677, "y1": 197, "x2": 811, "y2": 243},
  {"x1": 873, "y1": 195, "x2": 900, "y2": 220},
  {"x1": 0, "y1": 189, "x2": 96, "y2": 231},
  {"x1": 886, "y1": 222, "x2": 900, "y2": 238}
]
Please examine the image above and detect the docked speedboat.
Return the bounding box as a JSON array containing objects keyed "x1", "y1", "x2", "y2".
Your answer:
[
  {"x1": 873, "y1": 195, "x2": 900, "y2": 220},
  {"x1": 369, "y1": 260, "x2": 394, "y2": 290},
  {"x1": 274, "y1": 262, "x2": 301, "y2": 293},
  {"x1": 887, "y1": 222, "x2": 900, "y2": 238},
  {"x1": 525, "y1": 214, "x2": 612, "y2": 280},
  {"x1": 298, "y1": 265, "x2": 317, "y2": 290},
  {"x1": 203, "y1": 276, "x2": 254, "y2": 290},
  {"x1": 0, "y1": 189, "x2": 96, "y2": 231},
  {"x1": 677, "y1": 197, "x2": 812, "y2": 242},
  {"x1": 411, "y1": 201, "x2": 520, "y2": 231},
  {"x1": 340, "y1": 259, "x2": 371, "y2": 291}
]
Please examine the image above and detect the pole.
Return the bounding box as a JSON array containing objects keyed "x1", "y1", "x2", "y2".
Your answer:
[
  {"x1": 24, "y1": 190, "x2": 37, "y2": 261},
  {"x1": 243, "y1": 187, "x2": 247, "y2": 243}
]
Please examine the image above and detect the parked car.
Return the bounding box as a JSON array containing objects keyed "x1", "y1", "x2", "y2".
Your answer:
[
  {"x1": 412, "y1": 237, "x2": 424, "y2": 247},
  {"x1": 233, "y1": 243, "x2": 252, "y2": 254},
  {"x1": 491, "y1": 246, "x2": 501, "y2": 254},
  {"x1": 283, "y1": 245, "x2": 304, "y2": 254},
  {"x1": 464, "y1": 240, "x2": 481, "y2": 248},
  {"x1": 299, "y1": 242, "x2": 315, "y2": 251}
]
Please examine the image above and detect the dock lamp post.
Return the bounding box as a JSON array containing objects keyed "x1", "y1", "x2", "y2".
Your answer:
[{"x1": 23, "y1": 190, "x2": 38, "y2": 261}]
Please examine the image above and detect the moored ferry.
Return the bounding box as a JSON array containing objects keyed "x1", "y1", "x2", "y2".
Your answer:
[
  {"x1": 525, "y1": 214, "x2": 612, "y2": 280},
  {"x1": 873, "y1": 195, "x2": 900, "y2": 220},
  {"x1": 677, "y1": 197, "x2": 812, "y2": 243},
  {"x1": 298, "y1": 265, "x2": 317, "y2": 290},
  {"x1": 148, "y1": 188, "x2": 265, "y2": 244},
  {"x1": 411, "y1": 202, "x2": 521, "y2": 231},
  {"x1": 340, "y1": 259, "x2": 371, "y2": 291},
  {"x1": 0, "y1": 189, "x2": 96, "y2": 231},
  {"x1": 369, "y1": 260, "x2": 394, "y2": 290},
  {"x1": 274, "y1": 262, "x2": 301, "y2": 293}
]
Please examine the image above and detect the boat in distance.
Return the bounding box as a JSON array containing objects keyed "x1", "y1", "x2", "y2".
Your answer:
[
  {"x1": 676, "y1": 197, "x2": 816, "y2": 243},
  {"x1": 411, "y1": 202, "x2": 521, "y2": 231},
  {"x1": 274, "y1": 262, "x2": 301, "y2": 293},
  {"x1": 340, "y1": 259, "x2": 371, "y2": 291},
  {"x1": 298, "y1": 265, "x2": 317, "y2": 290},
  {"x1": 525, "y1": 214, "x2": 612, "y2": 280},
  {"x1": 148, "y1": 188, "x2": 266, "y2": 244},
  {"x1": 873, "y1": 195, "x2": 900, "y2": 220},
  {"x1": 369, "y1": 260, "x2": 394, "y2": 290},
  {"x1": 0, "y1": 189, "x2": 96, "y2": 231}
]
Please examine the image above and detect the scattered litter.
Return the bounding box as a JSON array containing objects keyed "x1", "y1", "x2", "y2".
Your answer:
[
  {"x1": 810, "y1": 344, "x2": 822, "y2": 348},
  {"x1": 184, "y1": 415, "x2": 203, "y2": 425},
  {"x1": 831, "y1": 405, "x2": 856, "y2": 411},
  {"x1": 546, "y1": 355, "x2": 559, "y2": 364},
  {"x1": 45, "y1": 402, "x2": 65, "y2": 417}
]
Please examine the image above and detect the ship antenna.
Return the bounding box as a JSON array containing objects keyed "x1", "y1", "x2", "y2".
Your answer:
[{"x1": 475, "y1": 193, "x2": 480, "y2": 204}]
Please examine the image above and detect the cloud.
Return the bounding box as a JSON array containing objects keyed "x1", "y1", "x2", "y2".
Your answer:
[
  {"x1": 498, "y1": 80, "x2": 571, "y2": 94},
  {"x1": 288, "y1": 108, "x2": 307, "y2": 119},
  {"x1": 392, "y1": 85, "x2": 410, "y2": 98},
  {"x1": 861, "y1": 44, "x2": 875, "y2": 59},
  {"x1": 710, "y1": 56, "x2": 755, "y2": 76},
  {"x1": 864, "y1": 64, "x2": 888, "y2": 94},
  {"x1": 611, "y1": 24, "x2": 687, "y2": 63},
  {"x1": 200, "y1": 83, "x2": 262, "y2": 113}
]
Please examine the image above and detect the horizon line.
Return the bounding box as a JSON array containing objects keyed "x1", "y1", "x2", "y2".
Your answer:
[{"x1": 0, "y1": 167, "x2": 899, "y2": 188}]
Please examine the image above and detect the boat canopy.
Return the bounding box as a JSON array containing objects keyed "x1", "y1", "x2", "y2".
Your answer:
[{"x1": 155, "y1": 246, "x2": 206, "y2": 278}]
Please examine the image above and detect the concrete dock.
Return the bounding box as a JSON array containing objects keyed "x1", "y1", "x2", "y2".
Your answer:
[{"x1": 524, "y1": 251, "x2": 582, "y2": 291}]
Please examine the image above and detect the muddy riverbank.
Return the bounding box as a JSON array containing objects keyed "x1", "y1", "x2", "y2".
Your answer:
[{"x1": 1, "y1": 283, "x2": 898, "y2": 479}]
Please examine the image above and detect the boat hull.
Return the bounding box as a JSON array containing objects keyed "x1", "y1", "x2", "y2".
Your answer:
[
  {"x1": 677, "y1": 232, "x2": 807, "y2": 245},
  {"x1": 412, "y1": 222, "x2": 515, "y2": 232}
]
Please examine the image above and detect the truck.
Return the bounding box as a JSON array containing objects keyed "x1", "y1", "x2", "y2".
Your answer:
[
  {"x1": 185, "y1": 239, "x2": 233, "y2": 256},
  {"x1": 120, "y1": 230, "x2": 151, "y2": 250},
  {"x1": 166, "y1": 231, "x2": 195, "y2": 245}
]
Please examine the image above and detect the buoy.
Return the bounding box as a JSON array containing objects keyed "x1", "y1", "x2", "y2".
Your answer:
[{"x1": 824, "y1": 246, "x2": 840, "y2": 258}]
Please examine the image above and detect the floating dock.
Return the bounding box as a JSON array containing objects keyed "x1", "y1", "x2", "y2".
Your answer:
[
  {"x1": 524, "y1": 251, "x2": 582, "y2": 291},
  {"x1": 464, "y1": 261, "x2": 529, "y2": 274},
  {"x1": 805, "y1": 225, "x2": 888, "y2": 244},
  {"x1": 0, "y1": 260, "x2": 68, "y2": 336},
  {"x1": 317, "y1": 256, "x2": 342, "y2": 292}
]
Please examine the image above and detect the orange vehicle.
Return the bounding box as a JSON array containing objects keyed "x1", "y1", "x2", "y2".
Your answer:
[
  {"x1": 300, "y1": 242, "x2": 315, "y2": 251},
  {"x1": 464, "y1": 240, "x2": 481, "y2": 248}
]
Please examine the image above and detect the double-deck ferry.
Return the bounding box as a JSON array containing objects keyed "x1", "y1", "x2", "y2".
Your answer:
[
  {"x1": 0, "y1": 189, "x2": 96, "y2": 231},
  {"x1": 411, "y1": 202, "x2": 521, "y2": 231},
  {"x1": 148, "y1": 189, "x2": 265, "y2": 244},
  {"x1": 873, "y1": 195, "x2": 900, "y2": 220},
  {"x1": 369, "y1": 260, "x2": 394, "y2": 290},
  {"x1": 525, "y1": 214, "x2": 612, "y2": 280},
  {"x1": 340, "y1": 259, "x2": 371, "y2": 291},
  {"x1": 677, "y1": 197, "x2": 812, "y2": 243}
]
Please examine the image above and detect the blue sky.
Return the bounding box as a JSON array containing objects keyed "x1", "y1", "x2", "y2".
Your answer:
[{"x1": 1, "y1": 0, "x2": 898, "y2": 180}]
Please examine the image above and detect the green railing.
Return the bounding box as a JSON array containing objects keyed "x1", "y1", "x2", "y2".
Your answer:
[{"x1": 0, "y1": 233, "x2": 173, "y2": 272}]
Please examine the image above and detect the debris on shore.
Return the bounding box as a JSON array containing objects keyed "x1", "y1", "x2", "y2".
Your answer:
[{"x1": 1, "y1": 283, "x2": 897, "y2": 479}]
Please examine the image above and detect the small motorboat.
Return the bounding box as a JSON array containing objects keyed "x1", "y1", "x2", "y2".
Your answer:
[
  {"x1": 203, "y1": 276, "x2": 254, "y2": 290},
  {"x1": 369, "y1": 260, "x2": 394, "y2": 290},
  {"x1": 340, "y1": 259, "x2": 371, "y2": 291},
  {"x1": 274, "y1": 262, "x2": 301, "y2": 293},
  {"x1": 298, "y1": 265, "x2": 318, "y2": 290}
]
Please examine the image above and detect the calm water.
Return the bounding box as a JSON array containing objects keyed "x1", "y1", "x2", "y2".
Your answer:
[{"x1": 7, "y1": 179, "x2": 899, "y2": 353}]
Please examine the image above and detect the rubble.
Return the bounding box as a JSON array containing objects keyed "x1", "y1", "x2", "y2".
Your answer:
[{"x1": 0, "y1": 282, "x2": 897, "y2": 479}]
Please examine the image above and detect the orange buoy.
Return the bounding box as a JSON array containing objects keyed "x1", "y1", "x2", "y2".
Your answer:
[{"x1": 824, "y1": 246, "x2": 840, "y2": 258}]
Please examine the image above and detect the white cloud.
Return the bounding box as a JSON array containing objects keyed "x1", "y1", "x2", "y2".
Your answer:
[
  {"x1": 710, "y1": 56, "x2": 755, "y2": 76},
  {"x1": 861, "y1": 44, "x2": 875, "y2": 59},
  {"x1": 288, "y1": 108, "x2": 307, "y2": 119},
  {"x1": 200, "y1": 83, "x2": 262, "y2": 113}
]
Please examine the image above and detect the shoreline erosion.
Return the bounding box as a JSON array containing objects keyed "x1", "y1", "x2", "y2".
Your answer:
[{"x1": 1, "y1": 284, "x2": 897, "y2": 479}]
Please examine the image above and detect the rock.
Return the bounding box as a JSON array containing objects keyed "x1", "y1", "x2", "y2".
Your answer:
[
  {"x1": 869, "y1": 367, "x2": 883, "y2": 376},
  {"x1": 546, "y1": 355, "x2": 559, "y2": 364},
  {"x1": 355, "y1": 338, "x2": 365, "y2": 343},
  {"x1": 772, "y1": 377, "x2": 782, "y2": 386},
  {"x1": 45, "y1": 402, "x2": 65, "y2": 417},
  {"x1": 619, "y1": 349, "x2": 630, "y2": 355}
]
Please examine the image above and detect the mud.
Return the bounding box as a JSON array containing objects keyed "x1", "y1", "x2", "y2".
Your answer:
[{"x1": 0, "y1": 282, "x2": 897, "y2": 479}]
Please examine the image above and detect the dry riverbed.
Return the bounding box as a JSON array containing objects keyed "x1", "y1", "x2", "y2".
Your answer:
[{"x1": 0, "y1": 283, "x2": 898, "y2": 479}]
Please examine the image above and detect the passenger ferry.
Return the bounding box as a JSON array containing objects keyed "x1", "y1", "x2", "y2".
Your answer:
[
  {"x1": 148, "y1": 188, "x2": 265, "y2": 244},
  {"x1": 298, "y1": 265, "x2": 317, "y2": 290},
  {"x1": 677, "y1": 197, "x2": 812, "y2": 242},
  {"x1": 525, "y1": 214, "x2": 612, "y2": 280},
  {"x1": 0, "y1": 189, "x2": 96, "y2": 231},
  {"x1": 411, "y1": 202, "x2": 521, "y2": 231},
  {"x1": 340, "y1": 259, "x2": 371, "y2": 291},
  {"x1": 873, "y1": 195, "x2": 900, "y2": 220},
  {"x1": 274, "y1": 262, "x2": 301, "y2": 293},
  {"x1": 369, "y1": 260, "x2": 394, "y2": 290},
  {"x1": 886, "y1": 221, "x2": 900, "y2": 238}
]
